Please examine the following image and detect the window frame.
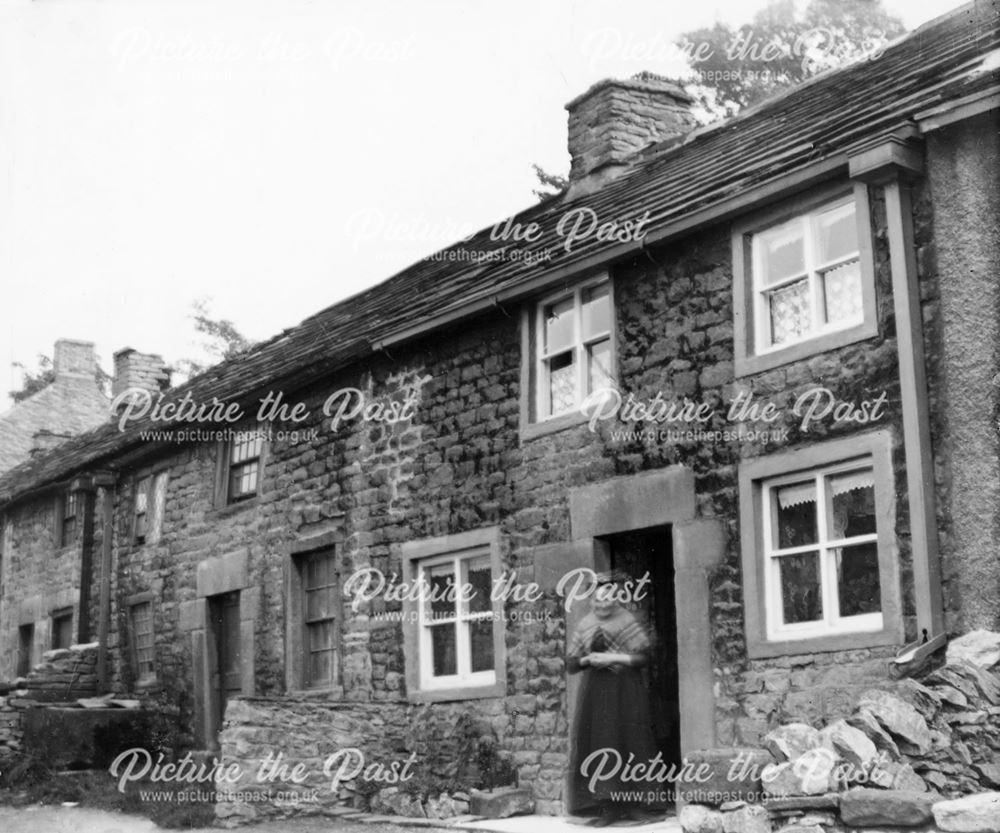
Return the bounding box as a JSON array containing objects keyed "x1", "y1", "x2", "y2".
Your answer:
[
  {"x1": 300, "y1": 549, "x2": 341, "y2": 690},
  {"x1": 56, "y1": 490, "x2": 78, "y2": 549},
  {"x1": 733, "y1": 182, "x2": 878, "y2": 377},
  {"x1": 216, "y1": 427, "x2": 268, "y2": 507},
  {"x1": 401, "y1": 526, "x2": 506, "y2": 703},
  {"x1": 535, "y1": 277, "x2": 615, "y2": 421},
  {"x1": 286, "y1": 536, "x2": 342, "y2": 694},
  {"x1": 132, "y1": 470, "x2": 169, "y2": 546},
  {"x1": 520, "y1": 274, "x2": 617, "y2": 438},
  {"x1": 128, "y1": 594, "x2": 157, "y2": 687},
  {"x1": 738, "y1": 430, "x2": 903, "y2": 658}
]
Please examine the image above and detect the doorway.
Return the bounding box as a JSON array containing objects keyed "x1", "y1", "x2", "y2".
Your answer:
[
  {"x1": 208, "y1": 591, "x2": 242, "y2": 731},
  {"x1": 604, "y1": 526, "x2": 680, "y2": 807}
]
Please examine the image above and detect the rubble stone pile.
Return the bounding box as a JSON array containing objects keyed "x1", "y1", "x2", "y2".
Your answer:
[{"x1": 681, "y1": 630, "x2": 1000, "y2": 833}]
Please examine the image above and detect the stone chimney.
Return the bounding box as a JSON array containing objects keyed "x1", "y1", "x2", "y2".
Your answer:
[
  {"x1": 53, "y1": 339, "x2": 97, "y2": 380},
  {"x1": 566, "y1": 72, "x2": 696, "y2": 189},
  {"x1": 112, "y1": 348, "x2": 171, "y2": 399}
]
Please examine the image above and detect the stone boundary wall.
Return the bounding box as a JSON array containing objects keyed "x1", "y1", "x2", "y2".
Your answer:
[{"x1": 216, "y1": 694, "x2": 519, "y2": 826}]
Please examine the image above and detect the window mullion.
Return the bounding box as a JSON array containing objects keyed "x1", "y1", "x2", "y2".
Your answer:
[
  {"x1": 804, "y1": 215, "x2": 821, "y2": 334},
  {"x1": 815, "y1": 473, "x2": 838, "y2": 626}
]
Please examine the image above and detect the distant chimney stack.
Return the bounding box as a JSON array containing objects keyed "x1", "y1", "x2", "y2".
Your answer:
[
  {"x1": 112, "y1": 348, "x2": 171, "y2": 400},
  {"x1": 53, "y1": 339, "x2": 97, "y2": 380},
  {"x1": 566, "y1": 73, "x2": 696, "y2": 189},
  {"x1": 30, "y1": 429, "x2": 73, "y2": 458}
]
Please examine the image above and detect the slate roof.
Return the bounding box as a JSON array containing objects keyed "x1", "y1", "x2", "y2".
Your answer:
[{"x1": 1, "y1": 2, "x2": 997, "y2": 506}]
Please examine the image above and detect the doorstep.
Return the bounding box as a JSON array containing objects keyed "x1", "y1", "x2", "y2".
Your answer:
[{"x1": 349, "y1": 811, "x2": 682, "y2": 832}]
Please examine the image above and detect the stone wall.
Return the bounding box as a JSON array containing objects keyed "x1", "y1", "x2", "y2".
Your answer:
[
  {"x1": 216, "y1": 694, "x2": 518, "y2": 825},
  {"x1": 680, "y1": 636, "x2": 1000, "y2": 833}
]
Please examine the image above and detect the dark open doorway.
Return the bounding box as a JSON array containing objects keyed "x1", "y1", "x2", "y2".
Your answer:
[
  {"x1": 604, "y1": 526, "x2": 680, "y2": 807},
  {"x1": 208, "y1": 591, "x2": 242, "y2": 735}
]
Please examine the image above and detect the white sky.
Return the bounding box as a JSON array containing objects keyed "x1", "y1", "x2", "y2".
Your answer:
[{"x1": 0, "y1": 0, "x2": 962, "y2": 406}]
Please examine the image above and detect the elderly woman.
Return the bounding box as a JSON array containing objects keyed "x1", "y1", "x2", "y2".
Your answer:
[{"x1": 567, "y1": 571, "x2": 658, "y2": 827}]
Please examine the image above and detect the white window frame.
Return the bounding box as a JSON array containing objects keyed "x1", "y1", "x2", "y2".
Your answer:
[
  {"x1": 733, "y1": 183, "x2": 878, "y2": 378},
  {"x1": 752, "y1": 197, "x2": 862, "y2": 355},
  {"x1": 414, "y1": 549, "x2": 496, "y2": 692},
  {"x1": 739, "y1": 430, "x2": 903, "y2": 658},
  {"x1": 535, "y1": 276, "x2": 615, "y2": 421},
  {"x1": 401, "y1": 526, "x2": 506, "y2": 702},
  {"x1": 762, "y1": 461, "x2": 882, "y2": 641}
]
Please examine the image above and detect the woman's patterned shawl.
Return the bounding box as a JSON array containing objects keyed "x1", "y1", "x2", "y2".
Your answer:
[{"x1": 567, "y1": 609, "x2": 651, "y2": 660}]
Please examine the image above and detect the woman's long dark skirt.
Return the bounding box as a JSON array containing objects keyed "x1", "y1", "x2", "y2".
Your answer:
[{"x1": 568, "y1": 666, "x2": 658, "y2": 815}]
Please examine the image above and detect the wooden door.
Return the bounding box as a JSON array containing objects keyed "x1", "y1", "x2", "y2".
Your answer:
[{"x1": 210, "y1": 592, "x2": 242, "y2": 726}]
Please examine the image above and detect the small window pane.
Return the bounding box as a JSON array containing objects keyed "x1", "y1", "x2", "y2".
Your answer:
[
  {"x1": 759, "y1": 222, "x2": 805, "y2": 284},
  {"x1": 309, "y1": 619, "x2": 335, "y2": 652},
  {"x1": 817, "y1": 203, "x2": 858, "y2": 264},
  {"x1": 135, "y1": 479, "x2": 149, "y2": 515},
  {"x1": 822, "y1": 260, "x2": 863, "y2": 325},
  {"x1": 548, "y1": 351, "x2": 575, "y2": 415},
  {"x1": 430, "y1": 624, "x2": 457, "y2": 676},
  {"x1": 588, "y1": 339, "x2": 613, "y2": 393},
  {"x1": 466, "y1": 557, "x2": 492, "y2": 614},
  {"x1": 544, "y1": 296, "x2": 575, "y2": 353},
  {"x1": 836, "y1": 543, "x2": 881, "y2": 616},
  {"x1": 428, "y1": 565, "x2": 456, "y2": 619},
  {"x1": 768, "y1": 279, "x2": 810, "y2": 346},
  {"x1": 779, "y1": 553, "x2": 822, "y2": 624},
  {"x1": 470, "y1": 619, "x2": 494, "y2": 672},
  {"x1": 774, "y1": 481, "x2": 818, "y2": 548},
  {"x1": 829, "y1": 470, "x2": 877, "y2": 538},
  {"x1": 309, "y1": 650, "x2": 331, "y2": 685},
  {"x1": 582, "y1": 284, "x2": 611, "y2": 337}
]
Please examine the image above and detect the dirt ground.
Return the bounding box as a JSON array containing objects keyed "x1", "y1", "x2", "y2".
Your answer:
[{"x1": 0, "y1": 804, "x2": 454, "y2": 833}]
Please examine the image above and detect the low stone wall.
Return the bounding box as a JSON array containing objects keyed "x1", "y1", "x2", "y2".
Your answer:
[
  {"x1": 216, "y1": 694, "x2": 522, "y2": 826},
  {"x1": 0, "y1": 644, "x2": 101, "y2": 762},
  {"x1": 16, "y1": 643, "x2": 99, "y2": 702},
  {"x1": 681, "y1": 632, "x2": 1000, "y2": 833},
  {"x1": 0, "y1": 693, "x2": 22, "y2": 758}
]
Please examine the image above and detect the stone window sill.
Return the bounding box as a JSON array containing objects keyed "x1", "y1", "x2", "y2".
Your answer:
[
  {"x1": 520, "y1": 410, "x2": 589, "y2": 442},
  {"x1": 214, "y1": 495, "x2": 262, "y2": 518},
  {"x1": 406, "y1": 680, "x2": 505, "y2": 704}
]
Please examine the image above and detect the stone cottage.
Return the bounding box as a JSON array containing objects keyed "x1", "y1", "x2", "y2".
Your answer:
[{"x1": 0, "y1": 0, "x2": 997, "y2": 819}]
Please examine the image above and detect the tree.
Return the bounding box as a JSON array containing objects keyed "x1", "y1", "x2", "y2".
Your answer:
[
  {"x1": 531, "y1": 164, "x2": 568, "y2": 202},
  {"x1": 173, "y1": 299, "x2": 255, "y2": 379},
  {"x1": 678, "y1": 0, "x2": 905, "y2": 118},
  {"x1": 8, "y1": 354, "x2": 110, "y2": 405}
]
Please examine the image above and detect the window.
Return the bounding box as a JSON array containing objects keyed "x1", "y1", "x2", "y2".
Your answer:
[
  {"x1": 401, "y1": 526, "x2": 506, "y2": 702},
  {"x1": 17, "y1": 623, "x2": 34, "y2": 677},
  {"x1": 226, "y1": 428, "x2": 265, "y2": 503},
  {"x1": 130, "y1": 601, "x2": 156, "y2": 684},
  {"x1": 733, "y1": 185, "x2": 877, "y2": 377},
  {"x1": 134, "y1": 471, "x2": 168, "y2": 545},
  {"x1": 51, "y1": 608, "x2": 73, "y2": 650},
  {"x1": 535, "y1": 278, "x2": 615, "y2": 420},
  {"x1": 299, "y1": 551, "x2": 339, "y2": 688},
  {"x1": 764, "y1": 464, "x2": 881, "y2": 637},
  {"x1": 60, "y1": 491, "x2": 77, "y2": 548},
  {"x1": 738, "y1": 431, "x2": 902, "y2": 658}
]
